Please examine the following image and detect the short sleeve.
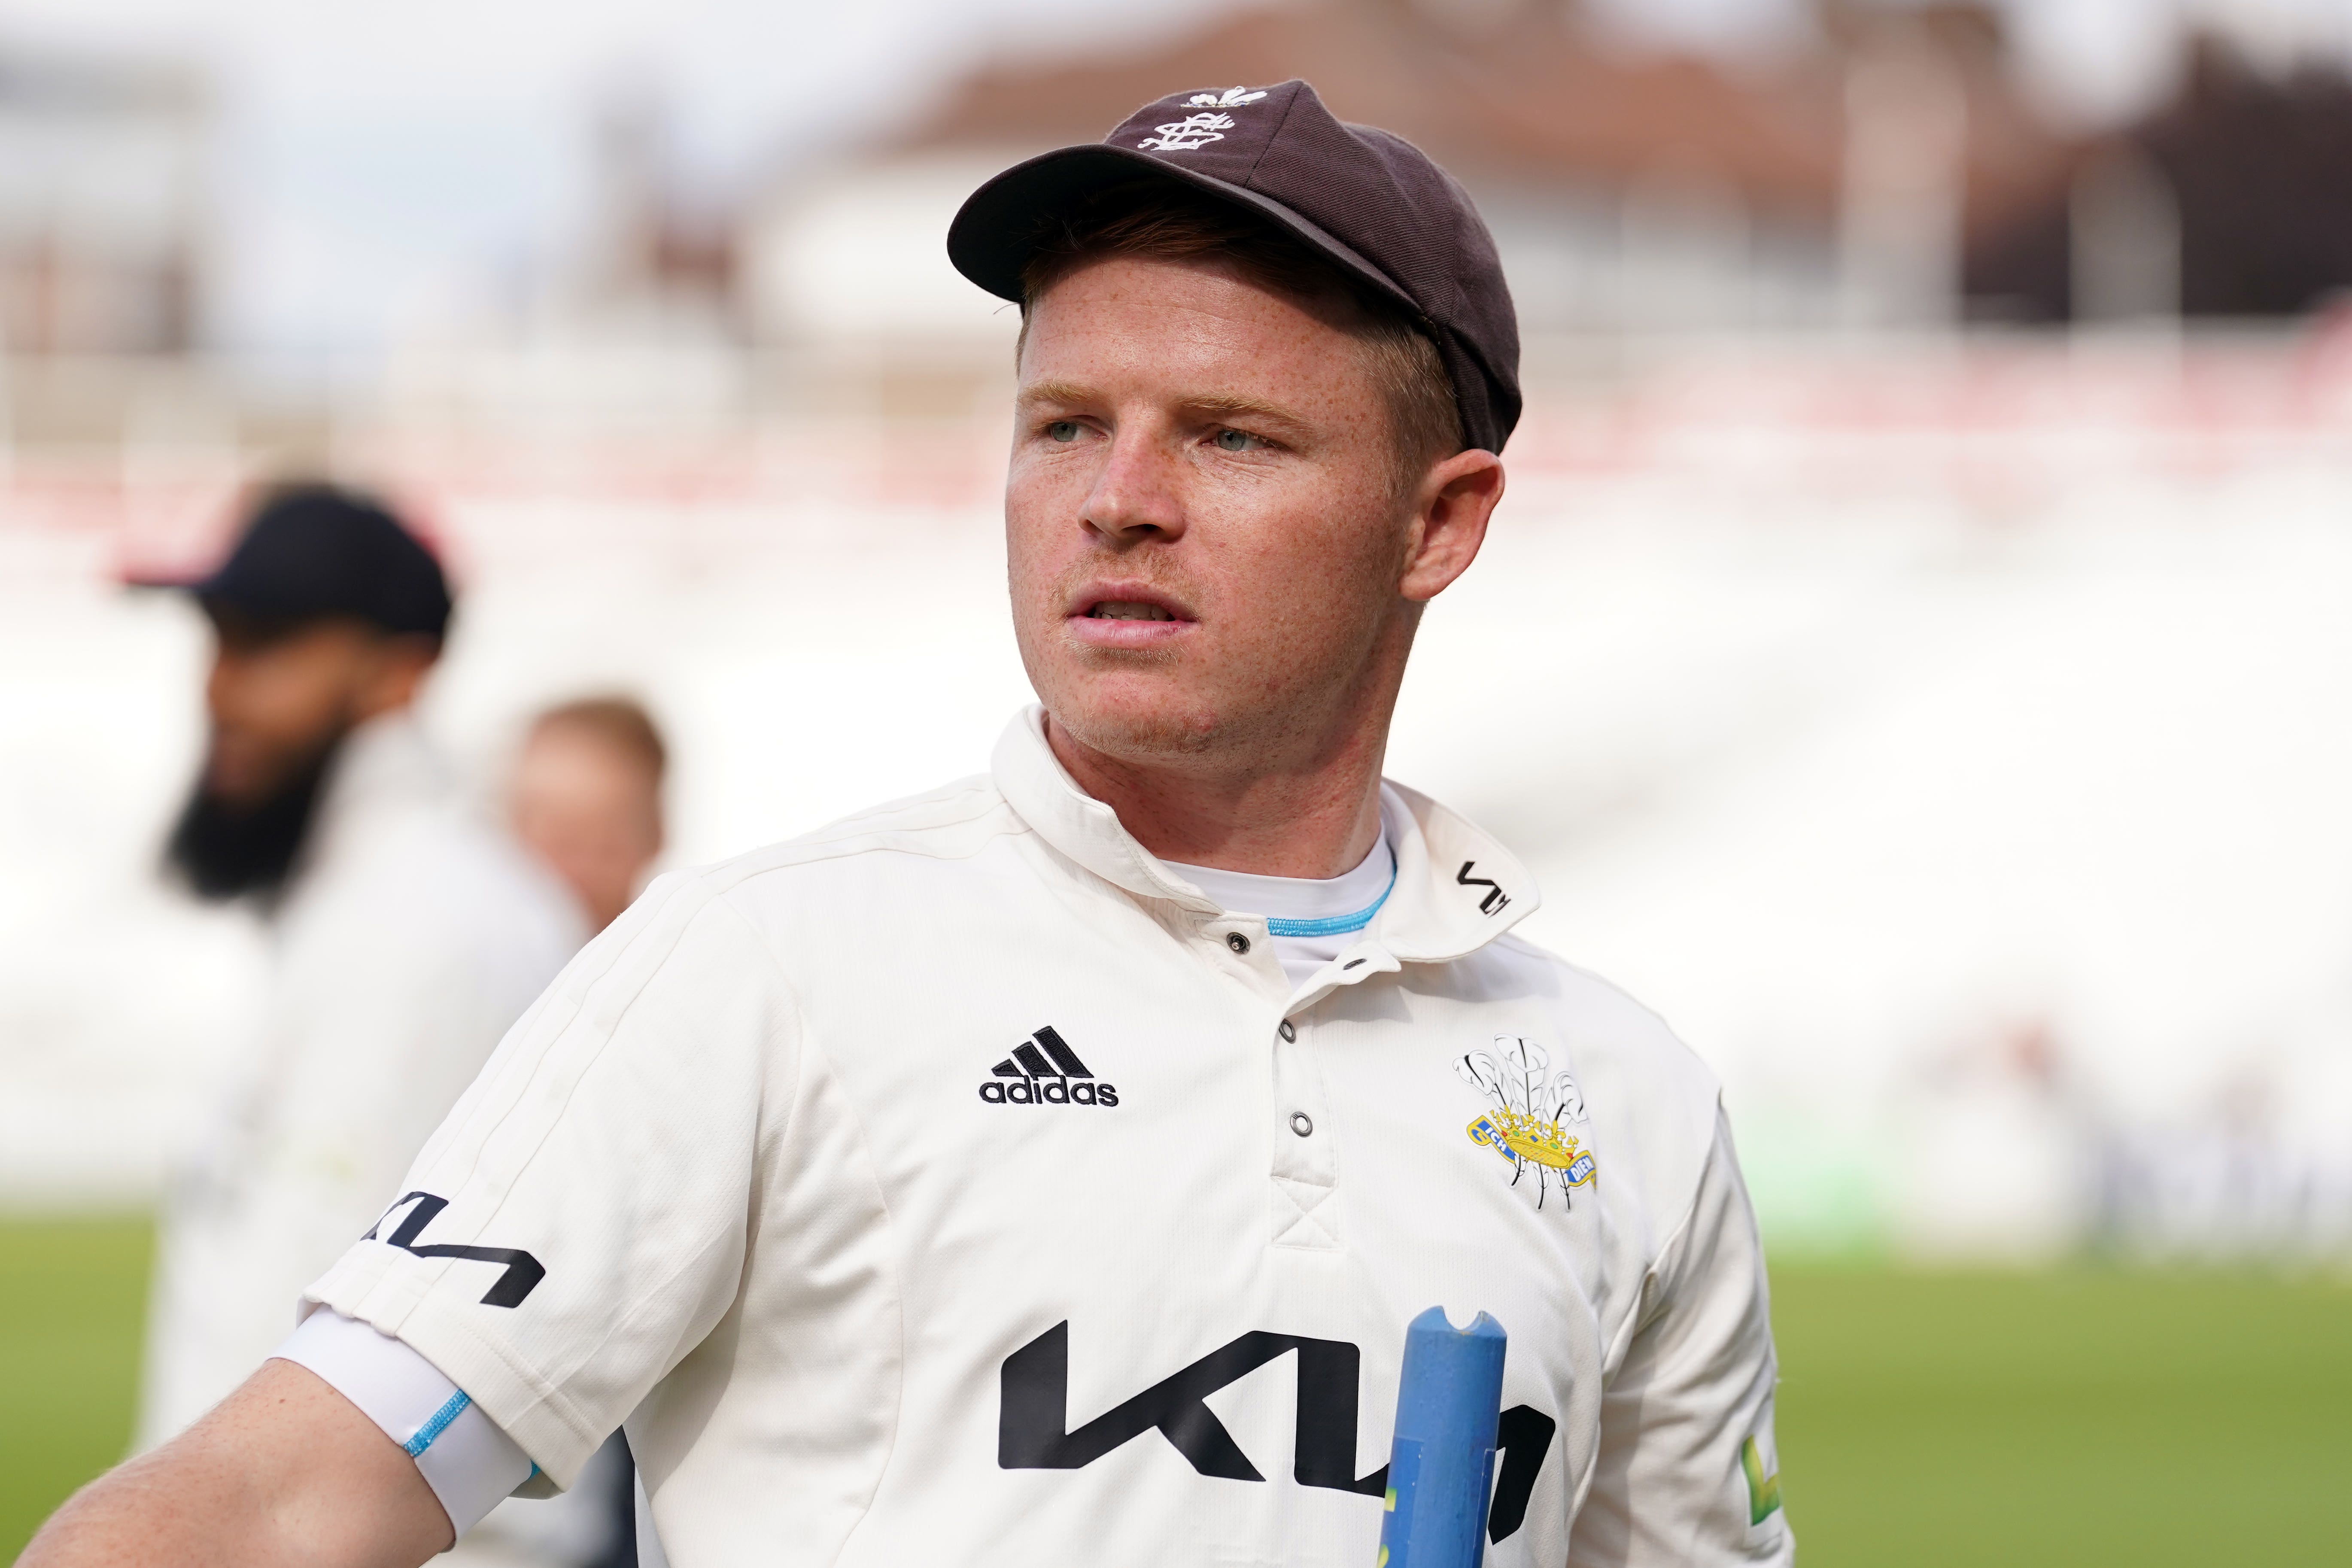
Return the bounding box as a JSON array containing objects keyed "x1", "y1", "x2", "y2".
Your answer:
[
  {"x1": 301, "y1": 878, "x2": 799, "y2": 1489},
  {"x1": 1569, "y1": 1104, "x2": 1792, "y2": 1566}
]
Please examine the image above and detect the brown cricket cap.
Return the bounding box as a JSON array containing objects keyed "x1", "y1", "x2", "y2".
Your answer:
[{"x1": 948, "y1": 79, "x2": 1521, "y2": 455}]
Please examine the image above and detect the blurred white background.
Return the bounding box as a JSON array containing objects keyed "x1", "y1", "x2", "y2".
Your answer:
[{"x1": 7, "y1": 0, "x2": 2352, "y2": 1262}]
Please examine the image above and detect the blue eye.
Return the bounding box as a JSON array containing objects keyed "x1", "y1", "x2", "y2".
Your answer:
[
  {"x1": 1213, "y1": 428, "x2": 1256, "y2": 452},
  {"x1": 1047, "y1": 421, "x2": 1082, "y2": 443}
]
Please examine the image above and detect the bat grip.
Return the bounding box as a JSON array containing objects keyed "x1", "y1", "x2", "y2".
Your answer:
[{"x1": 1375, "y1": 1306, "x2": 1506, "y2": 1568}]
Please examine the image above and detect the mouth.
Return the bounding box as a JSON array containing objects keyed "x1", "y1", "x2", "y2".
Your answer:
[{"x1": 1065, "y1": 585, "x2": 1195, "y2": 648}]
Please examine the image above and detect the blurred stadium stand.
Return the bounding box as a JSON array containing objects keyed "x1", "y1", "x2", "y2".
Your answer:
[
  {"x1": 0, "y1": 46, "x2": 205, "y2": 359},
  {"x1": 6, "y1": 1, "x2": 2352, "y2": 1266}
]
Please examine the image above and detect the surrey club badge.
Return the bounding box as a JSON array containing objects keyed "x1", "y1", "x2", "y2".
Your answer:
[{"x1": 1459, "y1": 1036, "x2": 1595, "y2": 1210}]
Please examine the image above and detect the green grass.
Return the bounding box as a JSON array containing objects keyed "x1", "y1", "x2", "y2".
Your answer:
[
  {"x1": 2, "y1": 1221, "x2": 2348, "y2": 1562},
  {"x1": 0, "y1": 1215, "x2": 151, "y2": 1562},
  {"x1": 1770, "y1": 1262, "x2": 2352, "y2": 1566}
]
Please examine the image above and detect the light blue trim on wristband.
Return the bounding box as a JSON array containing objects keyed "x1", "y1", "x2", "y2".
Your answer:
[{"x1": 405, "y1": 1390, "x2": 472, "y2": 1457}]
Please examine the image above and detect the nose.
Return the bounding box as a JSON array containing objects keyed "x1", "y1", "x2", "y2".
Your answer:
[{"x1": 1080, "y1": 425, "x2": 1187, "y2": 546}]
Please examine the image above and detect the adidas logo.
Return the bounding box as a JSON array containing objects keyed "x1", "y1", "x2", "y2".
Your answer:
[{"x1": 979, "y1": 1026, "x2": 1119, "y2": 1107}]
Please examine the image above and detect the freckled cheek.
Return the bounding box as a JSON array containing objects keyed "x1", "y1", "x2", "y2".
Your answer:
[
  {"x1": 1253, "y1": 499, "x2": 1403, "y2": 655},
  {"x1": 1248, "y1": 486, "x2": 1386, "y2": 574},
  {"x1": 1004, "y1": 463, "x2": 1075, "y2": 596},
  {"x1": 1197, "y1": 511, "x2": 1336, "y2": 647}
]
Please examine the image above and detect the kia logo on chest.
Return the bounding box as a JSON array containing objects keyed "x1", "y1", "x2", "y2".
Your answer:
[{"x1": 979, "y1": 1025, "x2": 1118, "y2": 1107}]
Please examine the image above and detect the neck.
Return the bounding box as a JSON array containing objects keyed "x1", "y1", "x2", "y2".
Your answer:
[{"x1": 1044, "y1": 710, "x2": 1390, "y2": 879}]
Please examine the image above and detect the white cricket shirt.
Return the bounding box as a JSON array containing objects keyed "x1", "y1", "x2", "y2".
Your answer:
[{"x1": 306, "y1": 707, "x2": 1791, "y2": 1568}]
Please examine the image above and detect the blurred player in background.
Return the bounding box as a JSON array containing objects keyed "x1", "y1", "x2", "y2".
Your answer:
[
  {"x1": 509, "y1": 697, "x2": 667, "y2": 934},
  {"x1": 136, "y1": 483, "x2": 586, "y2": 1448}
]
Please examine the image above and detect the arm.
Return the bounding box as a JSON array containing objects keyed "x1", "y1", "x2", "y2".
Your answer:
[
  {"x1": 32, "y1": 878, "x2": 763, "y2": 1567},
  {"x1": 1569, "y1": 1103, "x2": 1792, "y2": 1567},
  {"x1": 67, "y1": 880, "x2": 787, "y2": 1568},
  {"x1": 21, "y1": 1359, "x2": 452, "y2": 1568}
]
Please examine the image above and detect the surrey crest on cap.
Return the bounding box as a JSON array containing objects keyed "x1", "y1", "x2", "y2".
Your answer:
[{"x1": 1136, "y1": 86, "x2": 1270, "y2": 152}]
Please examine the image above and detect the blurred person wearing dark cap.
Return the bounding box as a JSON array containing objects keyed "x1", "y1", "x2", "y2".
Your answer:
[
  {"x1": 133, "y1": 483, "x2": 585, "y2": 1451},
  {"x1": 32, "y1": 85, "x2": 1785, "y2": 1568}
]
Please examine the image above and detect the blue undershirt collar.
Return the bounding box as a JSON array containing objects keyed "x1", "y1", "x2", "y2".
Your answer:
[{"x1": 1264, "y1": 852, "x2": 1397, "y2": 937}]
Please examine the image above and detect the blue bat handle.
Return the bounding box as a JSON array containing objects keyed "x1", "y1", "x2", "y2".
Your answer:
[{"x1": 1376, "y1": 1306, "x2": 1507, "y2": 1568}]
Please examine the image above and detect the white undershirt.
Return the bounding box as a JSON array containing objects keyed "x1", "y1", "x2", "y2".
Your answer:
[
  {"x1": 274, "y1": 1309, "x2": 535, "y2": 1541},
  {"x1": 1167, "y1": 834, "x2": 1395, "y2": 989}
]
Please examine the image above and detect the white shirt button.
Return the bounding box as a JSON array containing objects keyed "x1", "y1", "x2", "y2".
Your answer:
[
  {"x1": 1278, "y1": 1020, "x2": 1297, "y2": 1042},
  {"x1": 1226, "y1": 931, "x2": 1252, "y2": 955},
  {"x1": 1289, "y1": 1112, "x2": 1314, "y2": 1138}
]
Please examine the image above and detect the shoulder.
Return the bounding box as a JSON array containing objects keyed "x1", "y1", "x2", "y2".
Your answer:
[
  {"x1": 669, "y1": 771, "x2": 1024, "y2": 906},
  {"x1": 583, "y1": 771, "x2": 1025, "y2": 964},
  {"x1": 1478, "y1": 932, "x2": 1724, "y2": 1229},
  {"x1": 746, "y1": 771, "x2": 1022, "y2": 872},
  {"x1": 1495, "y1": 934, "x2": 1718, "y2": 1100},
  {"x1": 484, "y1": 772, "x2": 1024, "y2": 1068}
]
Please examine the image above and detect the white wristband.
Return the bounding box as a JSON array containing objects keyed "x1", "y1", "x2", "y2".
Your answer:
[{"x1": 273, "y1": 1309, "x2": 537, "y2": 1541}]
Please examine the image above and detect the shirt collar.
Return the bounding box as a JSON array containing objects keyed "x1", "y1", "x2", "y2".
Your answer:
[
  {"x1": 1371, "y1": 778, "x2": 1541, "y2": 963},
  {"x1": 989, "y1": 705, "x2": 1540, "y2": 964}
]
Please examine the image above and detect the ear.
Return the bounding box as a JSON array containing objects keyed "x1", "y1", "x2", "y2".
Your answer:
[
  {"x1": 353, "y1": 635, "x2": 439, "y2": 721},
  {"x1": 1399, "y1": 449, "x2": 1505, "y2": 603}
]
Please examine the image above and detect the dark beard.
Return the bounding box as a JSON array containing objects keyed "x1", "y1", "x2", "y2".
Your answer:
[{"x1": 163, "y1": 735, "x2": 344, "y2": 904}]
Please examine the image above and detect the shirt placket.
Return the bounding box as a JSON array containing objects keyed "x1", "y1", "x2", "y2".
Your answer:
[
  {"x1": 1268, "y1": 1008, "x2": 1340, "y2": 1250},
  {"x1": 1190, "y1": 910, "x2": 1345, "y2": 1253},
  {"x1": 1264, "y1": 936, "x2": 1402, "y2": 1253}
]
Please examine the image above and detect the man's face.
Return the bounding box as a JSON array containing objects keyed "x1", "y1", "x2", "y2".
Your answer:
[
  {"x1": 1006, "y1": 255, "x2": 1425, "y2": 766},
  {"x1": 200, "y1": 614, "x2": 401, "y2": 807},
  {"x1": 510, "y1": 723, "x2": 663, "y2": 932}
]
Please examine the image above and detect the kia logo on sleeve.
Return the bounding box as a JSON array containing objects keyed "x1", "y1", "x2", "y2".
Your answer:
[{"x1": 362, "y1": 1191, "x2": 545, "y2": 1307}]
